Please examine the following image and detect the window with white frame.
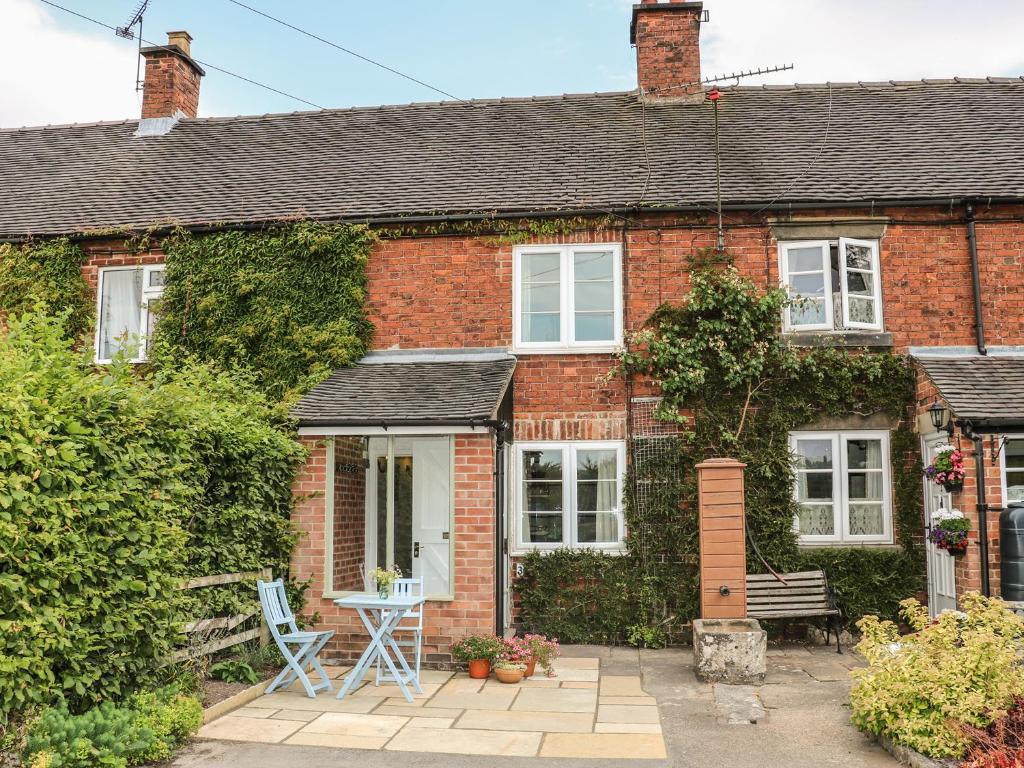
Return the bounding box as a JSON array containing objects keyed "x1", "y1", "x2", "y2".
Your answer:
[
  {"x1": 1003, "y1": 438, "x2": 1024, "y2": 504},
  {"x1": 513, "y1": 244, "x2": 623, "y2": 351},
  {"x1": 95, "y1": 265, "x2": 165, "y2": 363},
  {"x1": 779, "y1": 239, "x2": 883, "y2": 332},
  {"x1": 790, "y1": 430, "x2": 892, "y2": 544},
  {"x1": 516, "y1": 441, "x2": 625, "y2": 549}
]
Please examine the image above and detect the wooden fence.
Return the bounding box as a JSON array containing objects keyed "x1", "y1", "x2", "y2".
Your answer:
[{"x1": 172, "y1": 567, "x2": 272, "y2": 661}]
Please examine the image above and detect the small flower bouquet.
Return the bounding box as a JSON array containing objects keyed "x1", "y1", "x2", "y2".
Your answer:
[
  {"x1": 925, "y1": 445, "x2": 966, "y2": 492},
  {"x1": 928, "y1": 508, "x2": 970, "y2": 555},
  {"x1": 369, "y1": 565, "x2": 401, "y2": 598}
]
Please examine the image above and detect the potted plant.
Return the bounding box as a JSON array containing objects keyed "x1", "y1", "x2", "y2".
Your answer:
[
  {"x1": 522, "y1": 633, "x2": 560, "y2": 677},
  {"x1": 925, "y1": 445, "x2": 966, "y2": 492},
  {"x1": 929, "y1": 508, "x2": 970, "y2": 556},
  {"x1": 369, "y1": 565, "x2": 401, "y2": 599},
  {"x1": 494, "y1": 660, "x2": 527, "y2": 684},
  {"x1": 451, "y1": 635, "x2": 504, "y2": 679},
  {"x1": 503, "y1": 636, "x2": 533, "y2": 676}
]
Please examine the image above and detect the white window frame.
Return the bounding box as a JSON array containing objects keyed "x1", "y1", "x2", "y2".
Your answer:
[
  {"x1": 513, "y1": 440, "x2": 626, "y2": 552},
  {"x1": 512, "y1": 243, "x2": 623, "y2": 353},
  {"x1": 999, "y1": 433, "x2": 1024, "y2": 507},
  {"x1": 94, "y1": 264, "x2": 165, "y2": 364},
  {"x1": 790, "y1": 430, "x2": 892, "y2": 545},
  {"x1": 778, "y1": 239, "x2": 883, "y2": 333}
]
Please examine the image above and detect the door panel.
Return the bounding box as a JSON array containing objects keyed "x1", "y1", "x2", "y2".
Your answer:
[
  {"x1": 412, "y1": 438, "x2": 452, "y2": 597},
  {"x1": 924, "y1": 436, "x2": 956, "y2": 615}
]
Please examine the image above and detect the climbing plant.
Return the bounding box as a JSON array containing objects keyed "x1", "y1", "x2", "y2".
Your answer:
[
  {"x1": 518, "y1": 265, "x2": 925, "y2": 643},
  {"x1": 0, "y1": 238, "x2": 92, "y2": 339},
  {"x1": 153, "y1": 221, "x2": 376, "y2": 400}
]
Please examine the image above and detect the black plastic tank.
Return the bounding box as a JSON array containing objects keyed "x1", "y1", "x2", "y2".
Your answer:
[{"x1": 1000, "y1": 502, "x2": 1024, "y2": 601}]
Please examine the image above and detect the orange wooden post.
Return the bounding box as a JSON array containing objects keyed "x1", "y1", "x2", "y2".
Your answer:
[{"x1": 696, "y1": 458, "x2": 747, "y2": 619}]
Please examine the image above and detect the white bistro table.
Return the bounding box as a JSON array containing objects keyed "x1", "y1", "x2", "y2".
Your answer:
[{"x1": 333, "y1": 593, "x2": 425, "y2": 703}]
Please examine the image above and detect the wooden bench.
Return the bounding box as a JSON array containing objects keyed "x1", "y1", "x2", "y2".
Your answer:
[{"x1": 745, "y1": 569, "x2": 843, "y2": 652}]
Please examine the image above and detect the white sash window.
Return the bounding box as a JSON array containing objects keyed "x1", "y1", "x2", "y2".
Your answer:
[{"x1": 95, "y1": 265, "x2": 165, "y2": 363}]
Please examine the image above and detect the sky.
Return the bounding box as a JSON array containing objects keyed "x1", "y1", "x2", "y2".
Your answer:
[{"x1": 3, "y1": 0, "x2": 1024, "y2": 128}]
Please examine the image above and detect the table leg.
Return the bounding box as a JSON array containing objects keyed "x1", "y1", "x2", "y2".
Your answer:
[{"x1": 336, "y1": 606, "x2": 388, "y2": 699}]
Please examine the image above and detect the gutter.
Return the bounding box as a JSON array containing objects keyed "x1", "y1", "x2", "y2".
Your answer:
[
  {"x1": 8, "y1": 196, "x2": 1024, "y2": 244},
  {"x1": 966, "y1": 202, "x2": 987, "y2": 355},
  {"x1": 294, "y1": 418, "x2": 506, "y2": 429}
]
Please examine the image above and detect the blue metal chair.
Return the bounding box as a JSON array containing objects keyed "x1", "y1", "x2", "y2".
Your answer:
[
  {"x1": 375, "y1": 577, "x2": 424, "y2": 686},
  {"x1": 258, "y1": 578, "x2": 335, "y2": 697}
]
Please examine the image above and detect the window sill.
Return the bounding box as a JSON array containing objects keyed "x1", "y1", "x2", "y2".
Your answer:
[
  {"x1": 510, "y1": 345, "x2": 622, "y2": 356},
  {"x1": 785, "y1": 332, "x2": 893, "y2": 349},
  {"x1": 797, "y1": 540, "x2": 898, "y2": 549},
  {"x1": 510, "y1": 545, "x2": 626, "y2": 558}
]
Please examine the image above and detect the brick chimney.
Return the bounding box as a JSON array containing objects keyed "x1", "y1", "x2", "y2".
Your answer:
[
  {"x1": 630, "y1": 1, "x2": 705, "y2": 100},
  {"x1": 140, "y1": 31, "x2": 205, "y2": 119}
]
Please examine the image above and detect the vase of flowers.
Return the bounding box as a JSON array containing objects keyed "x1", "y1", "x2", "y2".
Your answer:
[
  {"x1": 928, "y1": 508, "x2": 970, "y2": 556},
  {"x1": 522, "y1": 634, "x2": 560, "y2": 677},
  {"x1": 451, "y1": 635, "x2": 505, "y2": 679},
  {"x1": 370, "y1": 565, "x2": 401, "y2": 599},
  {"x1": 925, "y1": 445, "x2": 966, "y2": 492}
]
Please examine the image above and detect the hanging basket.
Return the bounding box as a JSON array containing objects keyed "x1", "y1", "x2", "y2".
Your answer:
[{"x1": 942, "y1": 480, "x2": 964, "y2": 493}]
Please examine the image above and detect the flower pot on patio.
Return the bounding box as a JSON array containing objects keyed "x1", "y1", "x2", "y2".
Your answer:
[
  {"x1": 524, "y1": 656, "x2": 537, "y2": 678},
  {"x1": 467, "y1": 659, "x2": 491, "y2": 679},
  {"x1": 495, "y1": 664, "x2": 525, "y2": 684}
]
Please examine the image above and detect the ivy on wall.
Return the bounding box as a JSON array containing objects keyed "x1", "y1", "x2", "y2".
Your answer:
[
  {"x1": 154, "y1": 222, "x2": 376, "y2": 400},
  {"x1": 518, "y1": 265, "x2": 925, "y2": 644},
  {"x1": 0, "y1": 238, "x2": 92, "y2": 339}
]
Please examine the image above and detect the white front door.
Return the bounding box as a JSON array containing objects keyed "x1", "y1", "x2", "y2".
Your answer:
[
  {"x1": 923, "y1": 434, "x2": 957, "y2": 616},
  {"x1": 366, "y1": 436, "x2": 453, "y2": 598}
]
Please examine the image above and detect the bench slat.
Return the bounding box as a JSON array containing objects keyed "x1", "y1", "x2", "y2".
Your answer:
[
  {"x1": 746, "y1": 586, "x2": 828, "y2": 596},
  {"x1": 744, "y1": 569, "x2": 838, "y2": 621},
  {"x1": 748, "y1": 608, "x2": 840, "y2": 618},
  {"x1": 746, "y1": 571, "x2": 827, "y2": 582}
]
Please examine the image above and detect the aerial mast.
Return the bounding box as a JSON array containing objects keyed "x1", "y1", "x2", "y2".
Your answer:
[{"x1": 115, "y1": 0, "x2": 152, "y2": 91}]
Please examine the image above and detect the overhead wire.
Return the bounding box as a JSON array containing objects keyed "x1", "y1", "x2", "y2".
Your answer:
[{"x1": 38, "y1": 0, "x2": 325, "y2": 109}]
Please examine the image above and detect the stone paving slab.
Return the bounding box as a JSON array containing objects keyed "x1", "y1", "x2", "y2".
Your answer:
[
  {"x1": 597, "y1": 705, "x2": 661, "y2": 724},
  {"x1": 386, "y1": 726, "x2": 542, "y2": 756},
  {"x1": 283, "y1": 731, "x2": 388, "y2": 750},
  {"x1": 302, "y1": 712, "x2": 408, "y2": 739},
  {"x1": 198, "y1": 715, "x2": 304, "y2": 743},
  {"x1": 540, "y1": 732, "x2": 668, "y2": 760},
  {"x1": 427, "y1": 688, "x2": 518, "y2": 711},
  {"x1": 511, "y1": 687, "x2": 597, "y2": 713},
  {"x1": 457, "y1": 709, "x2": 595, "y2": 733},
  {"x1": 599, "y1": 675, "x2": 647, "y2": 696}
]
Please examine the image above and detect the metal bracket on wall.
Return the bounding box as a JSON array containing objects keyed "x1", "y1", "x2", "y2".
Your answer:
[{"x1": 991, "y1": 435, "x2": 1009, "y2": 463}]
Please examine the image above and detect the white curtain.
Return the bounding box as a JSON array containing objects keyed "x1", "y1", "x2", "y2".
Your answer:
[
  {"x1": 99, "y1": 269, "x2": 142, "y2": 359},
  {"x1": 849, "y1": 439, "x2": 883, "y2": 535}
]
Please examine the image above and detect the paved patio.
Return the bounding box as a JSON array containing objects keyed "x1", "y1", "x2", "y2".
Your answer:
[
  {"x1": 179, "y1": 644, "x2": 896, "y2": 767},
  {"x1": 196, "y1": 655, "x2": 667, "y2": 759}
]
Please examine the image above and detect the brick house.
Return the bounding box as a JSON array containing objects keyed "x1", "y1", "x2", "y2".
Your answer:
[{"x1": 2, "y1": 1, "x2": 1024, "y2": 660}]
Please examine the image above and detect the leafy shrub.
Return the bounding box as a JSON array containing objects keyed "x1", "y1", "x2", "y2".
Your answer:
[
  {"x1": 209, "y1": 661, "x2": 259, "y2": 685},
  {"x1": 0, "y1": 312, "x2": 189, "y2": 718},
  {"x1": 23, "y1": 686, "x2": 201, "y2": 768},
  {"x1": 0, "y1": 239, "x2": 91, "y2": 340},
  {"x1": 961, "y1": 696, "x2": 1024, "y2": 768},
  {"x1": 851, "y1": 593, "x2": 1024, "y2": 759},
  {"x1": 155, "y1": 222, "x2": 375, "y2": 400}
]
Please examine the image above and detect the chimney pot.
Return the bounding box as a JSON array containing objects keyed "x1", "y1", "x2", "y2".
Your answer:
[
  {"x1": 630, "y1": 1, "x2": 705, "y2": 101},
  {"x1": 139, "y1": 30, "x2": 205, "y2": 119}
]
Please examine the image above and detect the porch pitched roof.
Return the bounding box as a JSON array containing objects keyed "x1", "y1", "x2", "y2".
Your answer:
[
  {"x1": 915, "y1": 355, "x2": 1024, "y2": 427},
  {"x1": 291, "y1": 349, "x2": 515, "y2": 428}
]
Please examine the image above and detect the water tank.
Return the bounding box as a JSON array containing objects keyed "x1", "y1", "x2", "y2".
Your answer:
[{"x1": 1000, "y1": 502, "x2": 1024, "y2": 602}]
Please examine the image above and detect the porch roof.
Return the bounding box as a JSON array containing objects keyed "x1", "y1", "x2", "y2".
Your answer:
[
  {"x1": 291, "y1": 348, "x2": 515, "y2": 429},
  {"x1": 915, "y1": 354, "x2": 1024, "y2": 427}
]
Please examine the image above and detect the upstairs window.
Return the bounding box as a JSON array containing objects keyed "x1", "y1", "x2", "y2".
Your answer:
[
  {"x1": 790, "y1": 430, "x2": 892, "y2": 544},
  {"x1": 779, "y1": 239, "x2": 882, "y2": 332},
  {"x1": 513, "y1": 244, "x2": 623, "y2": 352},
  {"x1": 95, "y1": 265, "x2": 165, "y2": 363}
]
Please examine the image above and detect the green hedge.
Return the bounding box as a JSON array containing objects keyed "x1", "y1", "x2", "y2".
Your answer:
[
  {"x1": 0, "y1": 313, "x2": 304, "y2": 720},
  {"x1": 0, "y1": 239, "x2": 92, "y2": 340}
]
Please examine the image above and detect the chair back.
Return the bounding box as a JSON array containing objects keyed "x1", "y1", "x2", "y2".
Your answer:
[
  {"x1": 391, "y1": 577, "x2": 424, "y2": 629},
  {"x1": 258, "y1": 579, "x2": 298, "y2": 638}
]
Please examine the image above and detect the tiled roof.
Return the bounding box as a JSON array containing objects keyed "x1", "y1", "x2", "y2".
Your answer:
[
  {"x1": 291, "y1": 349, "x2": 515, "y2": 427},
  {"x1": 915, "y1": 355, "x2": 1024, "y2": 425},
  {"x1": 2, "y1": 80, "x2": 1024, "y2": 238}
]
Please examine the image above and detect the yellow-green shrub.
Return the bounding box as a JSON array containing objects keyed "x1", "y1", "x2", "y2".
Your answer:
[{"x1": 851, "y1": 593, "x2": 1024, "y2": 758}]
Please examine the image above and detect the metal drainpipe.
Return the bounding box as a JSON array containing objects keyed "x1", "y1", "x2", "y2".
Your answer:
[
  {"x1": 493, "y1": 425, "x2": 506, "y2": 636},
  {"x1": 966, "y1": 202, "x2": 987, "y2": 355},
  {"x1": 972, "y1": 432, "x2": 992, "y2": 597}
]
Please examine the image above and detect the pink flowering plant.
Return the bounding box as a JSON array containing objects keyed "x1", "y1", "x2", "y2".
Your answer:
[
  {"x1": 925, "y1": 445, "x2": 966, "y2": 490},
  {"x1": 523, "y1": 633, "x2": 560, "y2": 676},
  {"x1": 502, "y1": 636, "x2": 532, "y2": 664}
]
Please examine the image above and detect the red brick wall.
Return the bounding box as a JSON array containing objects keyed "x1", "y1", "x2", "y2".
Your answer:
[
  {"x1": 631, "y1": 1, "x2": 703, "y2": 98},
  {"x1": 141, "y1": 51, "x2": 202, "y2": 119},
  {"x1": 292, "y1": 434, "x2": 495, "y2": 664},
  {"x1": 332, "y1": 437, "x2": 366, "y2": 592}
]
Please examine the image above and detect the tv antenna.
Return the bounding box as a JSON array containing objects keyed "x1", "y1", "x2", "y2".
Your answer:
[{"x1": 115, "y1": 0, "x2": 152, "y2": 91}]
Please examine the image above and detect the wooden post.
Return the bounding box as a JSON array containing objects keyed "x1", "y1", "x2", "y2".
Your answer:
[
  {"x1": 696, "y1": 458, "x2": 747, "y2": 619},
  {"x1": 259, "y1": 567, "x2": 273, "y2": 647}
]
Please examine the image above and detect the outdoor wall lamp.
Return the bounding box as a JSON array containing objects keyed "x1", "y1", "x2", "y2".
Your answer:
[{"x1": 928, "y1": 400, "x2": 955, "y2": 437}]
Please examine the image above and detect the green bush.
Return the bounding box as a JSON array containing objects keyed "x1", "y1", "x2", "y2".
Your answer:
[
  {"x1": 24, "y1": 686, "x2": 201, "y2": 768},
  {"x1": 0, "y1": 312, "x2": 189, "y2": 718},
  {"x1": 797, "y1": 548, "x2": 925, "y2": 628},
  {"x1": 0, "y1": 239, "x2": 91, "y2": 340},
  {"x1": 155, "y1": 222, "x2": 375, "y2": 400},
  {"x1": 209, "y1": 660, "x2": 259, "y2": 685},
  {"x1": 851, "y1": 593, "x2": 1024, "y2": 758}
]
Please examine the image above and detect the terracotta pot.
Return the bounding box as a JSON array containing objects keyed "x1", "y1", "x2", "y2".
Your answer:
[
  {"x1": 524, "y1": 656, "x2": 537, "y2": 678},
  {"x1": 467, "y1": 659, "x2": 491, "y2": 679},
  {"x1": 495, "y1": 666, "x2": 524, "y2": 684}
]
